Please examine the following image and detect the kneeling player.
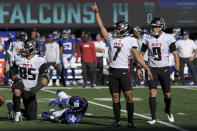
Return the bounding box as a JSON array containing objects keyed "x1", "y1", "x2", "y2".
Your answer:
[
  {"x1": 8, "y1": 40, "x2": 49, "y2": 122},
  {"x1": 41, "y1": 90, "x2": 88, "y2": 124}
]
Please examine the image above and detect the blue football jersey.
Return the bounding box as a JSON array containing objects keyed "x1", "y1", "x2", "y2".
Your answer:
[
  {"x1": 61, "y1": 97, "x2": 88, "y2": 124},
  {"x1": 176, "y1": 36, "x2": 182, "y2": 41},
  {"x1": 60, "y1": 38, "x2": 75, "y2": 54},
  {"x1": 36, "y1": 40, "x2": 45, "y2": 56}
]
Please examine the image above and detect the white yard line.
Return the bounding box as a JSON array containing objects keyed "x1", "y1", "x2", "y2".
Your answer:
[{"x1": 41, "y1": 88, "x2": 189, "y2": 131}]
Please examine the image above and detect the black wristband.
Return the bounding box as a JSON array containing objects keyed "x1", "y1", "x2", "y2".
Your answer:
[{"x1": 136, "y1": 66, "x2": 142, "y2": 70}]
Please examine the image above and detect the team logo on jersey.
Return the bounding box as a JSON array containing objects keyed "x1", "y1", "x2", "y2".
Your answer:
[{"x1": 113, "y1": 42, "x2": 124, "y2": 47}]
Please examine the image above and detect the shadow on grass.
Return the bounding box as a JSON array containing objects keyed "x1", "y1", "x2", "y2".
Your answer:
[{"x1": 0, "y1": 117, "x2": 10, "y2": 121}]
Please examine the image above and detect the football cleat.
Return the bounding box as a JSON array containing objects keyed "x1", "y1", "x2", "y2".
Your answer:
[
  {"x1": 108, "y1": 121, "x2": 120, "y2": 128},
  {"x1": 166, "y1": 112, "x2": 174, "y2": 122},
  {"x1": 82, "y1": 84, "x2": 87, "y2": 88},
  {"x1": 164, "y1": 109, "x2": 174, "y2": 122},
  {"x1": 91, "y1": 84, "x2": 96, "y2": 88},
  {"x1": 147, "y1": 119, "x2": 156, "y2": 125},
  {"x1": 48, "y1": 80, "x2": 53, "y2": 86},
  {"x1": 55, "y1": 80, "x2": 60, "y2": 86},
  {"x1": 127, "y1": 123, "x2": 135, "y2": 128},
  {"x1": 66, "y1": 81, "x2": 70, "y2": 86},
  {"x1": 15, "y1": 112, "x2": 22, "y2": 122},
  {"x1": 7, "y1": 102, "x2": 15, "y2": 120},
  {"x1": 72, "y1": 81, "x2": 77, "y2": 85}
]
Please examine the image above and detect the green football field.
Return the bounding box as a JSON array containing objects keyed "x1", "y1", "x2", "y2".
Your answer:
[{"x1": 0, "y1": 86, "x2": 197, "y2": 131}]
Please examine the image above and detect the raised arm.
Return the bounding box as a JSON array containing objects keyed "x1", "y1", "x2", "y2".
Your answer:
[{"x1": 92, "y1": 2, "x2": 109, "y2": 40}]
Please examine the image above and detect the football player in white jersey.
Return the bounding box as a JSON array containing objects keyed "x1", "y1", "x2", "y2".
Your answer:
[
  {"x1": 92, "y1": 2, "x2": 153, "y2": 128},
  {"x1": 8, "y1": 40, "x2": 49, "y2": 122},
  {"x1": 138, "y1": 17, "x2": 180, "y2": 124}
]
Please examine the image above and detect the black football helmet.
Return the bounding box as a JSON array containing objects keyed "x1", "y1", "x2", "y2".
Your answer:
[
  {"x1": 114, "y1": 21, "x2": 130, "y2": 37},
  {"x1": 22, "y1": 40, "x2": 38, "y2": 56},
  {"x1": 150, "y1": 17, "x2": 166, "y2": 36}
]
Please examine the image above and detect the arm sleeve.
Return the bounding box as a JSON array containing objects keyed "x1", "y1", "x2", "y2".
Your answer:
[
  {"x1": 140, "y1": 43, "x2": 148, "y2": 52},
  {"x1": 169, "y1": 42, "x2": 177, "y2": 52},
  {"x1": 39, "y1": 63, "x2": 48, "y2": 74},
  {"x1": 9, "y1": 62, "x2": 19, "y2": 79}
]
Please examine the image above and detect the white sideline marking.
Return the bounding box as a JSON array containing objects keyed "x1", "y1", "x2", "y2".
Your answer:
[
  {"x1": 85, "y1": 113, "x2": 94, "y2": 116},
  {"x1": 93, "y1": 98, "x2": 143, "y2": 102},
  {"x1": 41, "y1": 89, "x2": 189, "y2": 131},
  {"x1": 177, "y1": 113, "x2": 186, "y2": 116}
]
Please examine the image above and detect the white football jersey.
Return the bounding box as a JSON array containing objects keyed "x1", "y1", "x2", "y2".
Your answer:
[
  {"x1": 8, "y1": 41, "x2": 24, "y2": 62},
  {"x1": 107, "y1": 33, "x2": 138, "y2": 69},
  {"x1": 142, "y1": 32, "x2": 176, "y2": 67},
  {"x1": 15, "y1": 54, "x2": 47, "y2": 91}
]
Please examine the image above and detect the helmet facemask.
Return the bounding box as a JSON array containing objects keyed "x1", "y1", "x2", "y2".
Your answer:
[
  {"x1": 150, "y1": 17, "x2": 166, "y2": 37},
  {"x1": 113, "y1": 21, "x2": 130, "y2": 38},
  {"x1": 62, "y1": 29, "x2": 71, "y2": 39},
  {"x1": 22, "y1": 40, "x2": 37, "y2": 57},
  {"x1": 150, "y1": 26, "x2": 163, "y2": 36}
]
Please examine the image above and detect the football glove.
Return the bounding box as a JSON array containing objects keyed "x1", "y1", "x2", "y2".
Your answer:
[
  {"x1": 174, "y1": 70, "x2": 180, "y2": 78},
  {"x1": 13, "y1": 77, "x2": 21, "y2": 84},
  {"x1": 41, "y1": 112, "x2": 51, "y2": 119},
  {"x1": 49, "y1": 99, "x2": 60, "y2": 107}
]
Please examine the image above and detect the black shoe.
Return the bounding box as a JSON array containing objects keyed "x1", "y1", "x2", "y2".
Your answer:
[
  {"x1": 127, "y1": 123, "x2": 135, "y2": 128},
  {"x1": 7, "y1": 102, "x2": 15, "y2": 120},
  {"x1": 107, "y1": 122, "x2": 120, "y2": 128}
]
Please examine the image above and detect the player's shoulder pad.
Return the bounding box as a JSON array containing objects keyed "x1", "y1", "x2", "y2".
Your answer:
[{"x1": 37, "y1": 55, "x2": 47, "y2": 63}]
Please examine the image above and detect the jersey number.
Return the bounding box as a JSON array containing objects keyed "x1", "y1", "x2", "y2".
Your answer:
[
  {"x1": 113, "y1": 46, "x2": 122, "y2": 61},
  {"x1": 19, "y1": 67, "x2": 36, "y2": 80},
  {"x1": 64, "y1": 42, "x2": 72, "y2": 50},
  {"x1": 153, "y1": 47, "x2": 161, "y2": 61}
]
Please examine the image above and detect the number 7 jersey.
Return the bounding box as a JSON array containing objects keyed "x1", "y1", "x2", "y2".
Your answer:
[
  {"x1": 14, "y1": 54, "x2": 47, "y2": 91},
  {"x1": 142, "y1": 32, "x2": 176, "y2": 67},
  {"x1": 107, "y1": 33, "x2": 138, "y2": 69}
]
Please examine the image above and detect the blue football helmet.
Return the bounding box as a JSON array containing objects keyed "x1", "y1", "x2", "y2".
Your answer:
[
  {"x1": 62, "y1": 29, "x2": 71, "y2": 39},
  {"x1": 68, "y1": 96, "x2": 86, "y2": 113},
  {"x1": 172, "y1": 27, "x2": 181, "y2": 35},
  {"x1": 53, "y1": 30, "x2": 60, "y2": 40}
]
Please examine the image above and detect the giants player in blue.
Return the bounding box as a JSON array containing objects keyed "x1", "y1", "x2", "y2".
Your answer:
[
  {"x1": 60, "y1": 29, "x2": 77, "y2": 86},
  {"x1": 42, "y1": 90, "x2": 88, "y2": 124}
]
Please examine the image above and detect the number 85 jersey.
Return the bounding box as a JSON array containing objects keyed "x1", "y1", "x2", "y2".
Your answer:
[
  {"x1": 142, "y1": 32, "x2": 176, "y2": 67},
  {"x1": 14, "y1": 54, "x2": 47, "y2": 91},
  {"x1": 107, "y1": 33, "x2": 138, "y2": 69}
]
